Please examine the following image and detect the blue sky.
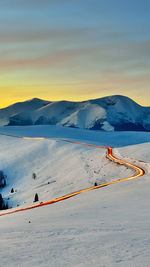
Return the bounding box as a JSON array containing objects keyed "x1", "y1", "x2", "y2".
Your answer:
[{"x1": 0, "y1": 0, "x2": 150, "y2": 107}]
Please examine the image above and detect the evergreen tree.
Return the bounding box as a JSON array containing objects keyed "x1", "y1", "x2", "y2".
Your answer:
[
  {"x1": 11, "y1": 188, "x2": 14, "y2": 193},
  {"x1": 34, "y1": 193, "x2": 39, "y2": 202}
]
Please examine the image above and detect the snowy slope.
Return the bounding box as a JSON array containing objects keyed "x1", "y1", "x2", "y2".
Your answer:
[
  {"x1": 0, "y1": 126, "x2": 150, "y2": 266},
  {"x1": 1, "y1": 173, "x2": 150, "y2": 267},
  {"x1": 0, "y1": 95, "x2": 150, "y2": 131},
  {"x1": 90, "y1": 95, "x2": 149, "y2": 130},
  {"x1": 0, "y1": 98, "x2": 50, "y2": 126},
  {"x1": 0, "y1": 124, "x2": 150, "y2": 208},
  {"x1": 0, "y1": 129, "x2": 133, "y2": 208}
]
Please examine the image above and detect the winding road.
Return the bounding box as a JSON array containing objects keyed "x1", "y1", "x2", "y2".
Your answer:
[{"x1": 0, "y1": 135, "x2": 145, "y2": 217}]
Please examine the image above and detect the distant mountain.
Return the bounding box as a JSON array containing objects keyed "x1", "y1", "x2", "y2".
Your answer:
[
  {"x1": 0, "y1": 98, "x2": 50, "y2": 126},
  {"x1": 0, "y1": 95, "x2": 150, "y2": 131}
]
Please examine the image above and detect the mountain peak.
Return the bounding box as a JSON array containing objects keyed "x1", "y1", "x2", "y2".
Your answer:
[{"x1": 27, "y1": 98, "x2": 50, "y2": 104}]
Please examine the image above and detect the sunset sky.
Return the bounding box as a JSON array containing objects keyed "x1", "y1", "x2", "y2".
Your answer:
[{"x1": 0, "y1": 0, "x2": 150, "y2": 108}]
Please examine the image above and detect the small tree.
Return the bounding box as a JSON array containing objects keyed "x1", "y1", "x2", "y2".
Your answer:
[
  {"x1": 34, "y1": 193, "x2": 39, "y2": 202},
  {"x1": 11, "y1": 188, "x2": 14, "y2": 193}
]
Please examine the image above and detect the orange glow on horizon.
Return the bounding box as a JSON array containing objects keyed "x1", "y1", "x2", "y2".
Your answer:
[{"x1": 0, "y1": 92, "x2": 149, "y2": 109}]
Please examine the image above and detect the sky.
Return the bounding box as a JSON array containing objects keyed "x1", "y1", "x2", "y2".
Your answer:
[{"x1": 0, "y1": 0, "x2": 150, "y2": 108}]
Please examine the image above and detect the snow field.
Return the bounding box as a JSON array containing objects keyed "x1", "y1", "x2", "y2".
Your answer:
[
  {"x1": 0, "y1": 125, "x2": 150, "y2": 266},
  {"x1": 0, "y1": 133, "x2": 132, "y2": 208}
]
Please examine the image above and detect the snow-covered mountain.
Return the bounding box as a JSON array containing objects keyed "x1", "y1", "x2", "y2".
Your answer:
[
  {"x1": 0, "y1": 98, "x2": 50, "y2": 126},
  {"x1": 0, "y1": 95, "x2": 150, "y2": 131}
]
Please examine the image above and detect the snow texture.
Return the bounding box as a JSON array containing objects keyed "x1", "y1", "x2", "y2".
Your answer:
[{"x1": 0, "y1": 125, "x2": 150, "y2": 266}]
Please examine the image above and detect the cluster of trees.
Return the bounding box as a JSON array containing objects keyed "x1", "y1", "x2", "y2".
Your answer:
[
  {"x1": 0, "y1": 171, "x2": 8, "y2": 210},
  {"x1": 0, "y1": 194, "x2": 8, "y2": 210}
]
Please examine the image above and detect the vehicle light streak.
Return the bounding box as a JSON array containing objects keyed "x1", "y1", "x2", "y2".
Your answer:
[{"x1": 0, "y1": 135, "x2": 145, "y2": 217}]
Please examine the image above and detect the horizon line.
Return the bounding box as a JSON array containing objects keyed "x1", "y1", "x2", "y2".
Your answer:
[{"x1": 0, "y1": 94, "x2": 149, "y2": 109}]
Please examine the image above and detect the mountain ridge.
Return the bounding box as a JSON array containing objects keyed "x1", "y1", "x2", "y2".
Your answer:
[{"x1": 0, "y1": 95, "x2": 150, "y2": 131}]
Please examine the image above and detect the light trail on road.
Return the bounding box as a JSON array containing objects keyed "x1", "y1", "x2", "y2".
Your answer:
[{"x1": 0, "y1": 135, "x2": 145, "y2": 217}]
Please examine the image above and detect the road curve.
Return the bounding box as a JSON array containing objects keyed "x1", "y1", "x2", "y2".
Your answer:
[{"x1": 0, "y1": 135, "x2": 145, "y2": 217}]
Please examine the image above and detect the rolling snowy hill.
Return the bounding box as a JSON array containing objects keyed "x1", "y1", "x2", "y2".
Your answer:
[
  {"x1": 0, "y1": 125, "x2": 150, "y2": 209},
  {"x1": 0, "y1": 125, "x2": 150, "y2": 267},
  {"x1": 0, "y1": 95, "x2": 150, "y2": 131}
]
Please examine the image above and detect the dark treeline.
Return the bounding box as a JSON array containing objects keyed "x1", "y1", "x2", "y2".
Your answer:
[{"x1": 0, "y1": 193, "x2": 8, "y2": 210}]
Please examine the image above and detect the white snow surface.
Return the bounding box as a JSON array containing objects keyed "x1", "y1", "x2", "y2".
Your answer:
[
  {"x1": 61, "y1": 103, "x2": 112, "y2": 130},
  {"x1": 0, "y1": 125, "x2": 150, "y2": 266}
]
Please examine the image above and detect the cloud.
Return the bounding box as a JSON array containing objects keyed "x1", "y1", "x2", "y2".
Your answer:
[
  {"x1": 0, "y1": 27, "x2": 90, "y2": 44},
  {"x1": 0, "y1": 47, "x2": 93, "y2": 71}
]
